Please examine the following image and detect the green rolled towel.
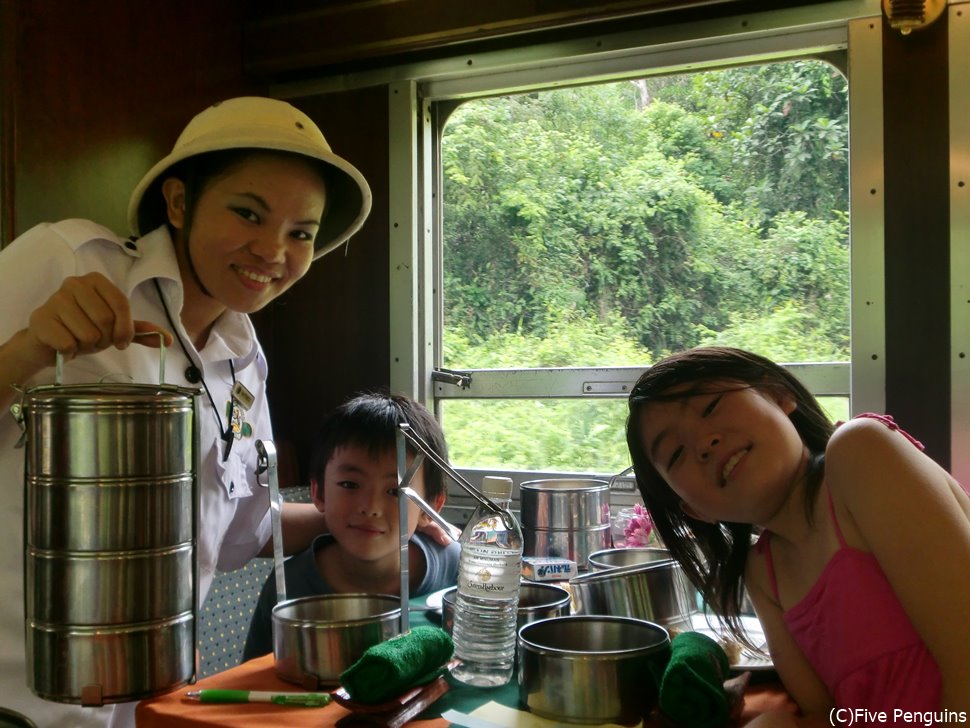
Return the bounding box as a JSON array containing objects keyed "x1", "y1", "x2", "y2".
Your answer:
[
  {"x1": 658, "y1": 631, "x2": 731, "y2": 728},
  {"x1": 340, "y1": 626, "x2": 454, "y2": 704}
]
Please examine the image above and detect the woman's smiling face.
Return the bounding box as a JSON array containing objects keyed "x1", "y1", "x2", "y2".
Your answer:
[
  {"x1": 167, "y1": 152, "x2": 327, "y2": 314},
  {"x1": 638, "y1": 381, "x2": 808, "y2": 526}
]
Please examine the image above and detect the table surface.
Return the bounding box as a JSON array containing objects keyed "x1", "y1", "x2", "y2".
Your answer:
[
  {"x1": 136, "y1": 656, "x2": 797, "y2": 728},
  {"x1": 135, "y1": 603, "x2": 798, "y2": 727},
  {"x1": 135, "y1": 652, "x2": 449, "y2": 728}
]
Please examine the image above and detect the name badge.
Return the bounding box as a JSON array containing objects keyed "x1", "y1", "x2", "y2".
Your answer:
[{"x1": 231, "y1": 381, "x2": 255, "y2": 411}]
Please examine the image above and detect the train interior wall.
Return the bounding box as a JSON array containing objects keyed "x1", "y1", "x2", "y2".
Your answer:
[{"x1": 0, "y1": 0, "x2": 958, "y2": 480}]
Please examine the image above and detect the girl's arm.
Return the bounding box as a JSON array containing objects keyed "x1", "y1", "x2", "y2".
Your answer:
[
  {"x1": 745, "y1": 551, "x2": 833, "y2": 716},
  {"x1": 827, "y1": 418, "x2": 970, "y2": 713},
  {"x1": 744, "y1": 710, "x2": 836, "y2": 728}
]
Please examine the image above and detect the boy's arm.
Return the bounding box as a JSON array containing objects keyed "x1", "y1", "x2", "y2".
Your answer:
[
  {"x1": 260, "y1": 502, "x2": 329, "y2": 557},
  {"x1": 417, "y1": 520, "x2": 455, "y2": 546}
]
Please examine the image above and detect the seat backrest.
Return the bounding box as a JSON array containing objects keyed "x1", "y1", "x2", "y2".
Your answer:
[
  {"x1": 197, "y1": 557, "x2": 274, "y2": 677},
  {"x1": 197, "y1": 485, "x2": 312, "y2": 677}
]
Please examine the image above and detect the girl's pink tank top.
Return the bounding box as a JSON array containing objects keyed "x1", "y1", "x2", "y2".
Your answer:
[{"x1": 757, "y1": 414, "x2": 941, "y2": 713}]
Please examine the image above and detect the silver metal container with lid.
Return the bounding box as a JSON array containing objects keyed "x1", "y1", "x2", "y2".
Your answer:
[
  {"x1": 17, "y1": 350, "x2": 201, "y2": 707},
  {"x1": 519, "y1": 478, "x2": 612, "y2": 569}
]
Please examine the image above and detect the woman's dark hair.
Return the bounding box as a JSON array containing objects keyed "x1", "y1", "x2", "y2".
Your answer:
[
  {"x1": 626, "y1": 346, "x2": 834, "y2": 645},
  {"x1": 137, "y1": 149, "x2": 329, "y2": 240},
  {"x1": 308, "y1": 392, "x2": 449, "y2": 502}
]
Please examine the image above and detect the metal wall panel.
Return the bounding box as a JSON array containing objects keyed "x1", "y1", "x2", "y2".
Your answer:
[
  {"x1": 847, "y1": 15, "x2": 886, "y2": 415},
  {"x1": 950, "y1": 1, "x2": 970, "y2": 484}
]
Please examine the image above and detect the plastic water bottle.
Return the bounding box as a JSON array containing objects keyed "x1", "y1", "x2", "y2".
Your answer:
[{"x1": 450, "y1": 476, "x2": 524, "y2": 687}]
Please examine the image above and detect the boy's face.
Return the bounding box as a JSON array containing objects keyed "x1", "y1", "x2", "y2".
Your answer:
[{"x1": 312, "y1": 444, "x2": 441, "y2": 562}]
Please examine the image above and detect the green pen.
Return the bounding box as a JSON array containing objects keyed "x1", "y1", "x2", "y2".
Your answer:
[{"x1": 186, "y1": 689, "x2": 332, "y2": 707}]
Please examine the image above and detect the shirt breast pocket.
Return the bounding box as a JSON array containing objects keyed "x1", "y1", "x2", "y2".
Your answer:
[{"x1": 214, "y1": 450, "x2": 253, "y2": 500}]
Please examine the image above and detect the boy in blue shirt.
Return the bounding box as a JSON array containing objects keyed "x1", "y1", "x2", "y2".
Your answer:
[{"x1": 243, "y1": 392, "x2": 460, "y2": 658}]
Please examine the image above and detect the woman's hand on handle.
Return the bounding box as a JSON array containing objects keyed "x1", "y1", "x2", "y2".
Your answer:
[
  {"x1": 25, "y1": 272, "x2": 171, "y2": 365},
  {"x1": 0, "y1": 272, "x2": 171, "y2": 410}
]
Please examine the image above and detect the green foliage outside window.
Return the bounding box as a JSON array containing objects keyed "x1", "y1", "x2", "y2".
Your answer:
[{"x1": 440, "y1": 61, "x2": 850, "y2": 472}]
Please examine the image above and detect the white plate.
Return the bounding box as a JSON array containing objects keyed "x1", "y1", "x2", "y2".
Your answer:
[
  {"x1": 689, "y1": 614, "x2": 774, "y2": 671},
  {"x1": 423, "y1": 586, "x2": 452, "y2": 614}
]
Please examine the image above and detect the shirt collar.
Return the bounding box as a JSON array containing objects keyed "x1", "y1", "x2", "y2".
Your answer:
[
  {"x1": 132, "y1": 226, "x2": 261, "y2": 372},
  {"x1": 128, "y1": 225, "x2": 181, "y2": 297}
]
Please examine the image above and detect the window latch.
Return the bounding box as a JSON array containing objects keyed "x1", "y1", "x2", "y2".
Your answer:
[{"x1": 432, "y1": 368, "x2": 473, "y2": 389}]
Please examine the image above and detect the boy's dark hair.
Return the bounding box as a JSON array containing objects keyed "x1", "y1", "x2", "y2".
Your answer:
[
  {"x1": 626, "y1": 346, "x2": 834, "y2": 644},
  {"x1": 309, "y1": 392, "x2": 449, "y2": 501}
]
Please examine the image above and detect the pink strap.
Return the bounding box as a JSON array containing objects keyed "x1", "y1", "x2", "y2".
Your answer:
[
  {"x1": 754, "y1": 413, "x2": 920, "y2": 607},
  {"x1": 755, "y1": 531, "x2": 781, "y2": 603},
  {"x1": 840, "y1": 412, "x2": 925, "y2": 451},
  {"x1": 826, "y1": 487, "x2": 848, "y2": 549},
  {"x1": 824, "y1": 412, "x2": 923, "y2": 549}
]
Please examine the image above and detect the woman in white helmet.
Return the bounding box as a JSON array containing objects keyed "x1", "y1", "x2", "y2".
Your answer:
[{"x1": 0, "y1": 97, "x2": 372, "y2": 727}]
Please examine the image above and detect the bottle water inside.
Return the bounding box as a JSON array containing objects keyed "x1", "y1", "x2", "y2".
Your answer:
[{"x1": 450, "y1": 476, "x2": 523, "y2": 687}]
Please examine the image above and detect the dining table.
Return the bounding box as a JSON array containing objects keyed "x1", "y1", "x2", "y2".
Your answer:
[{"x1": 135, "y1": 599, "x2": 798, "y2": 728}]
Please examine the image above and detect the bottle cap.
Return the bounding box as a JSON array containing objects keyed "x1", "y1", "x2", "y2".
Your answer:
[{"x1": 481, "y1": 476, "x2": 513, "y2": 499}]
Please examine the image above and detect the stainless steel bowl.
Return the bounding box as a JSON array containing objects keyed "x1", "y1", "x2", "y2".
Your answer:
[
  {"x1": 587, "y1": 547, "x2": 672, "y2": 571},
  {"x1": 26, "y1": 474, "x2": 194, "y2": 552},
  {"x1": 518, "y1": 615, "x2": 670, "y2": 725},
  {"x1": 570, "y1": 560, "x2": 698, "y2": 631},
  {"x1": 272, "y1": 594, "x2": 401, "y2": 688},
  {"x1": 440, "y1": 582, "x2": 571, "y2": 634}
]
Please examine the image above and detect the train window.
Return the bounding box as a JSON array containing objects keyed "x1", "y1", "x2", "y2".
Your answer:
[{"x1": 437, "y1": 61, "x2": 850, "y2": 475}]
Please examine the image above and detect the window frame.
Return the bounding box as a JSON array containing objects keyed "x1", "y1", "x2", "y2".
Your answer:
[
  {"x1": 410, "y1": 4, "x2": 883, "y2": 465},
  {"x1": 414, "y1": 6, "x2": 885, "y2": 516},
  {"x1": 950, "y1": 2, "x2": 970, "y2": 486},
  {"x1": 277, "y1": 0, "x2": 890, "y2": 512}
]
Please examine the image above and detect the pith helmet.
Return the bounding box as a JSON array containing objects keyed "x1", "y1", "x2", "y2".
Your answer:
[{"x1": 127, "y1": 96, "x2": 372, "y2": 260}]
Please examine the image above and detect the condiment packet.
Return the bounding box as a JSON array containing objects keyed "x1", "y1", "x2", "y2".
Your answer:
[{"x1": 522, "y1": 556, "x2": 577, "y2": 581}]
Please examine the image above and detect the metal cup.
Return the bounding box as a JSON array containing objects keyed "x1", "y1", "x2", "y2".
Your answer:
[
  {"x1": 520, "y1": 479, "x2": 611, "y2": 570},
  {"x1": 518, "y1": 615, "x2": 670, "y2": 725},
  {"x1": 272, "y1": 594, "x2": 402, "y2": 688},
  {"x1": 570, "y1": 560, "x2": 698, "y2": 631},
  {"x1": 519, "y1": 479, "x2": 610, "y2": 529}
]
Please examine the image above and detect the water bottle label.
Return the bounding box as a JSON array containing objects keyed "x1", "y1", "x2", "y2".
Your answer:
[{"x1": 457, "y1": 545, "x2": 521, "y2": 599}]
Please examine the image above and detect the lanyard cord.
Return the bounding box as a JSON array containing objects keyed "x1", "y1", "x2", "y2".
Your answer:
[{"x1": 153, "y1": 278, "x2": 236, "y2": 462}]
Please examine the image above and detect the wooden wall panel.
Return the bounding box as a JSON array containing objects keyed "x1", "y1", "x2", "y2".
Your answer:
[
  {"x1": 244, "y1": 0, "x2": 735, "y2": 79},
  {"x1": 0, "y1": 0, "x2": 16, "y2": 245},
  {"x1": 6, "y1": 0, "x2": 257, "y2": 239},
  {"x1": 251, "y1": 87, "x2": 391, "y2": 482},
  {"x1": 882, "y1": 15, "x2": 951, "y2": 465}
]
